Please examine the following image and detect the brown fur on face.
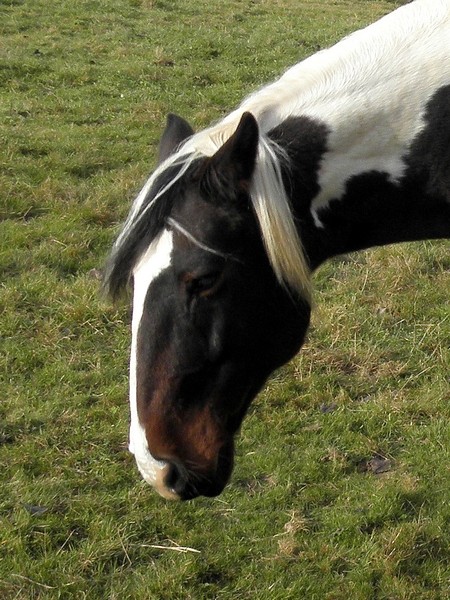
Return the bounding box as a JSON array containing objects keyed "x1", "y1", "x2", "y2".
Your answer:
[
  {"x1": 136, "y1": 340, "x2": 232, "y2": 493},
  {"x1": 145, "y1": 400, "x2": 228, "y2": 475}
]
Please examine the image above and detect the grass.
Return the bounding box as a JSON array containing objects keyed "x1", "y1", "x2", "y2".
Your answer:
[{"x1": 1, "y1": 0, "x2": 449, "y2": 598}]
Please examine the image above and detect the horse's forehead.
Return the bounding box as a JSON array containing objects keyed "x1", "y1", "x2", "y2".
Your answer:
[{"x1": 176, "y1": 182, "x2": 236, "y2": 226}]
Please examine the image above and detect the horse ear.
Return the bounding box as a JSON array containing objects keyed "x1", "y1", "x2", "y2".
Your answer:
[
  {"x1": 208, "y1": 112, "x2": 259, "y2": 189},
  {"x1": 158, "y1": 113, "x2": 194, "y2": 164}
]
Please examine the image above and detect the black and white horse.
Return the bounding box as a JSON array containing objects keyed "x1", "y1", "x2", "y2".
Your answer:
[{"x1": 104, "y1": 0, "x2": 450, "y2": 500}]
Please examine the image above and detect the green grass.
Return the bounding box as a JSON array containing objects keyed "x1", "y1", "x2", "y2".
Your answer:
[{"x1": 1, "y1": 0, "x2": 449, "y2": 598}]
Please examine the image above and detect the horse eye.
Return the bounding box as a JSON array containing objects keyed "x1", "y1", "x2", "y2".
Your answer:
[
  {"x1": 184, "y1": 272, "x2": 222, "y2": 296},
  {"x1": 196, "y1": 273, "x2": 220, "y2": 291}
]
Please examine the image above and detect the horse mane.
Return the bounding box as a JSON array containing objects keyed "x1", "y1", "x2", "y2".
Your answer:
[{"x1": 103, "y1": 109, "x2": 312, "y2": 302}]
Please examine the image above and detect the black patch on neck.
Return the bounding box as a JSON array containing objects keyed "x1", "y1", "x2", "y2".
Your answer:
[
  {"x1": 404, "y1": 84, "x2": 450, "y2": 202},
  {"x1": 268, "y1": 116, "x2": 330, "y2": 213}
]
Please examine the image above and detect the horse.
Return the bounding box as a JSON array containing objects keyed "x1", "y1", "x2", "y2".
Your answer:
[{"x1": 103, "y1": 0, "x2": 450, "y2": 500}]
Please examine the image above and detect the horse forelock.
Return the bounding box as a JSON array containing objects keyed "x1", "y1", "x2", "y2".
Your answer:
[{"x1": 102, "y1": 158, "x2": 193, "y2": 299}]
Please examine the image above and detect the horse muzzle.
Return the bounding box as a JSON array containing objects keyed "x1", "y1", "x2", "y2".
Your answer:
[{"x1": 133, "y1": 439, "x2": 234, "y2": 501}]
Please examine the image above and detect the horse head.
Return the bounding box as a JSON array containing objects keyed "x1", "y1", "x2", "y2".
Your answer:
[{"x1": 110, "y1": 113, "x2": 311, "y2": 499}]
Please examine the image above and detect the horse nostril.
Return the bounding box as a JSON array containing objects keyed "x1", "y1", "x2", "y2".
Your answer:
[
  {"x1": 164, "y1": 462, "x2": 201, "y2": 500},
  {"x1": 165, "y1": 462, "x2": 187, "y2": 496}
]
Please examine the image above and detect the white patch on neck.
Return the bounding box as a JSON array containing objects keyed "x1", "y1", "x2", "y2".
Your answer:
[{"x1": 128, "y1": 229, "x2": 178, "y2": 498}]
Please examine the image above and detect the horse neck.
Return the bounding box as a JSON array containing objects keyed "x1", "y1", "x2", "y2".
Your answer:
[
  {"x1": 304, "y1": 184, "x2": 450, "y2": 271},
  {"x1": 269, "y1": 109, "x2": 450, "y2": 271}
]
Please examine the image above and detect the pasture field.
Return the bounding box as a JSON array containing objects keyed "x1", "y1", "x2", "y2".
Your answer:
[{"x1": 1, "y1": 0, "x2": 449, "y2": 598}]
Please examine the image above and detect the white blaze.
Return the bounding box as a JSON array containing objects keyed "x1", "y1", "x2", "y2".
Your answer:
[{"x1": 128, "y1": 229, "x2": 179, "y2": 499}]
